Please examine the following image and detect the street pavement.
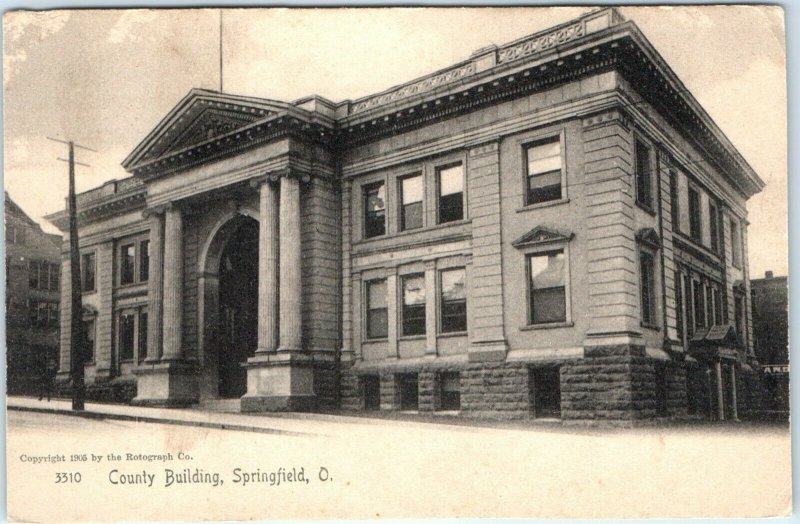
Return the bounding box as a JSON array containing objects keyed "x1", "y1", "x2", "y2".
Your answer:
[{"x1": 5, "y1": 396, "x2": 793, "y2": 521}]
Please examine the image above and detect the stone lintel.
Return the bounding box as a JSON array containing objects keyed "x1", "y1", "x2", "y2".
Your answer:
[{"x1": 467, "y1": 340, "x2": 509, "y2": 362}]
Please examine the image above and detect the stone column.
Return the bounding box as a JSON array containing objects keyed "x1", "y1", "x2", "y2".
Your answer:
[
  {"x1": 145, "y1": 210, "x2": 164, "y2": 362},
  {"x1": 715, "y1": 361, "x2": 725, "y2": 421},
  {"x1": 730, "y1": 365, "x2": 739, "y2": 421},
  {"x1": 256, "y1": 180, "x2": 279, "y2": 353},
  {"x1": 161, "y1": 204, "x2": 184, "y2": 361},
  {"x1": 278, "y1": 175, "x2": 302, "y2": 351},
  {"x1": 424, "y1": 261, "x2": 437, "y2": 356}
]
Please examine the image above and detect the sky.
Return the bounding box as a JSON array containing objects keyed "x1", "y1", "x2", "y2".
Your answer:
[{"x1": 2, "y1": 6, "x2": 787, "y2": 277}]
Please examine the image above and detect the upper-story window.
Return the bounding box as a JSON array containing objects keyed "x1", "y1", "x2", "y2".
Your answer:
[
  {"x1": 363, "y1": 182, "x2": 386, "y2": 239},
  {"x1": 709, "y1": 201, "x2": 720, "y2": 253},
  {"x1": 81, "y1": 252, "x2": 96, "y2": 292},
  {"x1": 401, "y1": 274, "x2": 426, "y2": 336},
  {"x1": 527, "y1": 250, "x2": 566, "y2": 325},
  {"x1": 688, "y1": 187, "x2": 702, "y2": 243},
  {"x1": 118, "y1": 236, "x2": 150, "y2": 286},
  {"x1": 634, "y1": 139, "x2": 653, "y2": 209},
  {"x1": 365, "y1": 279, "x2": 388, "y2": 340},
  {"x1": 29, "y1": 260, "x2": 59, "y2": 291},
  {"x1": 692, "y1": 279, "x2": 705, "y2": 328},
  {"x1": 669, "y1": 170, "x2": 680, "y2": 231},
  {"x1": 639, "y1": 250, "x2": 657, "y2": 327},
  {"x1": 730, "y1": 218, "x2": 742, "y2": 268},
  {"x1": 525, "y1": 138, "x2": 562, "y2": 205},
  {"x1": 140, "y1": 240, "x2": 150, "y2": 282},
  {"x1": 29, "y1": 300, "x2": 58, "y2": 329},
  {"x1": 439, "y1": 268, "x2": 467, "y2": 333},
  {"x1": 437, "y1": 164, "x2": 464, "y2": 223},
  {"x1": 120, "y1": 243, "x2": 135, "y2": 285},
  {"x1": 399, "y1": 174, "x2": 423, "y2": 231}
]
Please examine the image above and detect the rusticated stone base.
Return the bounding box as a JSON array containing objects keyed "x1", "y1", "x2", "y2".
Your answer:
[
  {"x1": 338, "y1": 344, "x2": 733, "y2": 425},
  {"x1": 131, "y1": 362, "x2": 199, "y2": 407}
]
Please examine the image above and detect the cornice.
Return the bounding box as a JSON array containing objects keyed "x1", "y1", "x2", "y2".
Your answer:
[{"x1": 46, "y1": 190, "x2": 146, "y2": 231}]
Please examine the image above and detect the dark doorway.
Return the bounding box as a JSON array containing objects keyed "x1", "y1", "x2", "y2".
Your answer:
[
  {"x1": 398, "y1": 374, "x2": 419, "y2": 411},
  {"x1": 363, "y1": 376, "x2": 380, "y2": 411},
  {"x1": 529, "y1": 366, "x2": 561, "y2": 418},
  {"x1": 217, "y1": 218, "x2": 259, "y2": 398}
]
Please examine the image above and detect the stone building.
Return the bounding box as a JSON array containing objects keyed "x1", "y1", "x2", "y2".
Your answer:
[
  {"x1": 6, "y1": 192, "x2": 62, "y2": 395},
  {"x1": 751, "y1": 272, "x2": 789, "y2": 417},
  {"x1": 46, "y1": 8, "x2": 765, "y2": 423}
]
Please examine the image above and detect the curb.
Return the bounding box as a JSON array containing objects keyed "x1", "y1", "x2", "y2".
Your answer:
[{"x1": 7, "y1": 405, "x2": 317, "y2": 438}]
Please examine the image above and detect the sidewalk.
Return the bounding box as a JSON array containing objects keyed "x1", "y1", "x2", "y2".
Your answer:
[{"x1": 6, "y1": 395, "x2": 525, "y2": 438}]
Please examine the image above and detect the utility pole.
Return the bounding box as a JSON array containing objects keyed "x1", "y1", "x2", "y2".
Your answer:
[{"x1": 48, "y1": 137, "x2": 95, "y2": 411}]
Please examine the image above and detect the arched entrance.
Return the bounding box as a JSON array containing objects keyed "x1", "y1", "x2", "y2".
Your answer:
[
  {"x1": 198, "y1": 212, "x2": 259, "y2": 399},
  {"x1": 216, "y1": 217, "x2": 258, "y2": 397}
]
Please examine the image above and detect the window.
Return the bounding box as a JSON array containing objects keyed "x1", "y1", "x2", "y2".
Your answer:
[
  {"x1": 640, "y1": 251, "x2": 657, "y2": 327},
  {"x1": 397, "y1": 373, "x2": 419, "y2": 411},
  {"x1": 138, "y1": 311, "x2": 148, "y2": 362},
  {"x1": 362, "y1": 376, "x2": 380, "y2": 411},
  {"x1": 669, "y1": 170, "x2": 680, "y2": 231},
  {"x1": 693, "y1": 280, "x2": 705, "y2": 328},
  {"x1": 365, "y1": 279, "x2": 388, "y2": 339},
  {"x1": 438, "y1": 372, "x2": 461, "y2": 411},
  {"x1": 440, "y1": 268, "x2": 467, "y2": 333},
  {"x1": 684, "y1": 274, "x2": 694, "y2": 336},
  {"x1": 28, "y1": 260, "x2": 40, "y2": 289},
  {"x1": 399, "y1": 174, "x2": 423, "y2": 231},
  {"x1": 119, "y1": 312, "x2": 135, "y2": 361},
  {"x1": 120, "y1": 243, "x2": 135, "y2": 285},
  {"x1": 438, "y1": 164, "x2": 464, "y2": 223},
  {"x1": 29, "y1": 301, "x2": 58, "y2": 329},
  {"x1": 529, "y1": 366, "x2": 561, "y2": 418},
  {"x1": 28, "y1": 261, "x2": 59, "y2": 291},
  {"x1": 401, "y1": 274, "x2": 426, "y2": 336},
  {"x1": 363, "y1": 182, "x2": 386, "y2": 239},
  {"x1": 528, "y1": 251, "x2": 566, "y2": 324},
  {"x1": 713, "y1": 287, "x2": 723, "y2": 326},
  {"x1": 730, "y1": 219, "x2": 742, "y2": 268},
  {"x1": 139, "y1": 240, "x2": 150, "y2": 282},
  {"x1": 635, "y1": 139, "x2": 652, "y2": 208},
  {"x1": 49, "y1": 262, "x2": 60, "y2": 291},
  {"x1": 688, "y1": 187, "x2": 702, "y2": 242},
  {"x1": 675, "y1": 270, "x2": 684, "y2": 344},
  {"x1": 525, "y1": 138, "x2": 562, "y2": 205},
  {"x1": 82, "y1": 318, "x2": 96, "y2": 363},
  {"x1": 81, "y1": 252, "x2": 96, "y2": 292},
  {"x1": 9, "y1": 226, "x2": 26, "y2": 245},
  {"x1": 709, "y1": 201, "x2": 719, "y2": 253}
]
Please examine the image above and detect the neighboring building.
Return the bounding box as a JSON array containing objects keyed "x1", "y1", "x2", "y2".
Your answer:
[
  {"x1": 6, "y1": 192, "x2": 62, "y2": 395},
  {"x1": 45, "y1": 8, "x2": 766, "y2": 423},
  {"x1": 751, "y1": 271, "x2": 789, "y2": 416}
]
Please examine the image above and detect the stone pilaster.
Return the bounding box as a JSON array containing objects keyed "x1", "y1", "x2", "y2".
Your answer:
[
  {"x1": 256, "y1": 180, "x2": 279, "y2": 353},
  {"x1": 162, "y1": 204, "x2": 184, "y2": 360},
  {"x1": 424, "y1": 261, "x2": 437, "y2": 356},
  {"x1": 278, "y1": 175, "x2": 302, "y2": 351},
  {"x1": 132, "y1": 204, "x2": 198, "y2": 407},
  {"x1": 242, "y1": 172, "x2": 315, "y2": 413},
  {"x1": 145, "y1": 210, "x2": 164, "y2": 362}
]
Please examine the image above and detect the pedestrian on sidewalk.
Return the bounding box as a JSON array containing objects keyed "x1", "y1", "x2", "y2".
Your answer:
[{"x1": 38, "y1": 358, "x2": 57, "y2": 402}]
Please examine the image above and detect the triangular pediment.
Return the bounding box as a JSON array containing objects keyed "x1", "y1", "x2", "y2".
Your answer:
[
  {"x1": 512, "y1": 225, "x2": 573, "y2": 248},
  {"x1": 635, "y1": 227, "x2": 661, "y2": 249},
  {"x1": 123, "y1": 89, "x2": 291, "y2": 171}
]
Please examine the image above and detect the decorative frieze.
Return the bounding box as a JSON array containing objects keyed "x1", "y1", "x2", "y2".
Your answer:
[
  {"x1": 498, "y1": 22, "x2": 585, "y2": 64},
  {"x1": 351, "y1": 63, "x2": 476, "y2": 114}
]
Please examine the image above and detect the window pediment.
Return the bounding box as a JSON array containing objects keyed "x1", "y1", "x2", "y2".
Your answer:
[
  {"x1": 512, "y1": 226, "x2": 573, "y2": 249},
  {"x1": 636, "y1": 227, "x2": 661, "y2": 249}
]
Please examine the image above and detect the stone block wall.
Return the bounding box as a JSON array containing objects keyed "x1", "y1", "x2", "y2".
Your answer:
[
  {"x1": 664, "y1": 361, "x2": 688, "y2": 417},
  {"x1": 460, "y1": 363, "x2": 529, "y2": 419}
]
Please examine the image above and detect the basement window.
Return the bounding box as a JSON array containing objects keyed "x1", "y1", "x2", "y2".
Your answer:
[
  {"x1": 397, "y1": 373, "x2": 419, "y2": 411},
  {"x1": 362, "y1": 376, "x2": 380, "y2": 411},
  {"x1": 529, "y1": 366, "x2": 561, "y2": 418}
]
